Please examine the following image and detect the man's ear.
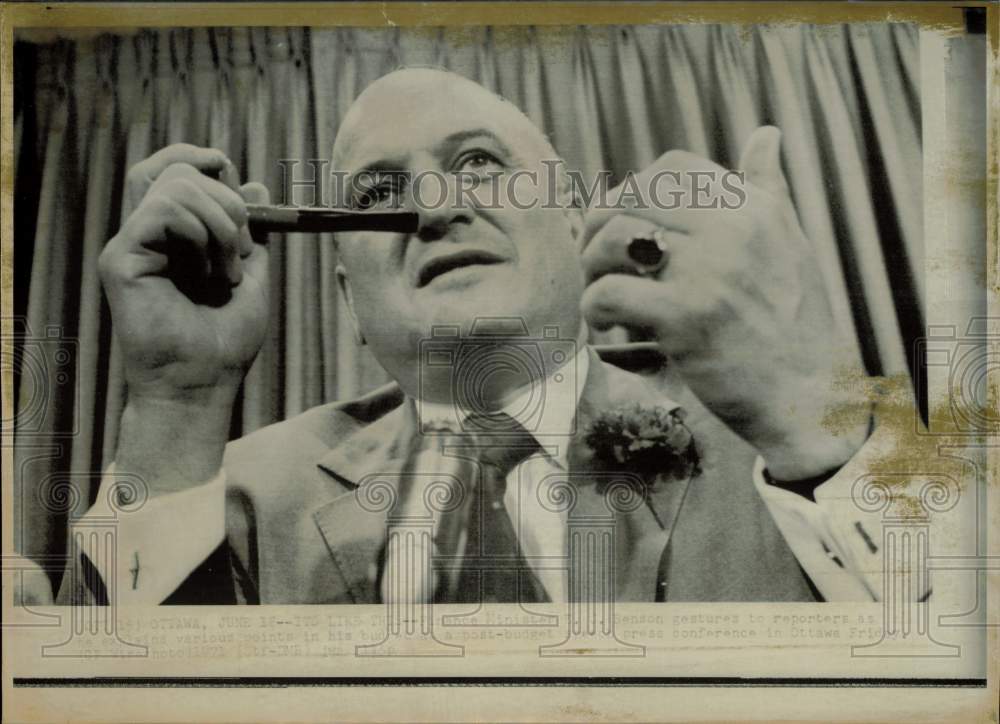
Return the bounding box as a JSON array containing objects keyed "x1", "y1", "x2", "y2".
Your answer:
[{"x1": 335, "y1": 262, "x2": 366, "y2": 346}]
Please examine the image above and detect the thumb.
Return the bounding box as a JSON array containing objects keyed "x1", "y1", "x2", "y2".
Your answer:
[
  {"x1": 240, "y1": 181, "x2": 271, "y2": 206},
  {"x1": 239, "y1": 182, "x2": 271, "y2": 253},
  {"x1": 738, "y1": 126, "x2": 789, "y2": 199}
]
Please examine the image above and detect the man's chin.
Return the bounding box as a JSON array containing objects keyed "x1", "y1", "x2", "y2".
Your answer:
[
  {"x1": 416, "y1": 275, "x2": 529, "y2": 328},
  {"x1": 420, "y1": 300, "x2": 537, "y2": 339}
]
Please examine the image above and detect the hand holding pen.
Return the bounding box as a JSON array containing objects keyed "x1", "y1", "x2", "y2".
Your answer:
[
  {"x1": 98, "y1": 145, "x2": 418, "y2": 460},
  {"x1": 92, "y1": 143, "x2": 418, "y2": 501}
]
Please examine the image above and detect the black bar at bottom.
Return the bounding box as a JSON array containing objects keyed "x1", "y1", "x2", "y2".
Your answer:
[{"x1": 13, "y1": 677, "x2": 987, "y2": 688}]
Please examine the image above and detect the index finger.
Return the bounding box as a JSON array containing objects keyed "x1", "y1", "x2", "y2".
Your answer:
[
  {"x1": 132, "y1": 144, "x2": 231, "y2": 188},
  {"x1": 581, "y1": 204, "x2": 691, "y2": 254},
  {"x1": 580, "y1": 148, "x2": 730, "y2": 251}
]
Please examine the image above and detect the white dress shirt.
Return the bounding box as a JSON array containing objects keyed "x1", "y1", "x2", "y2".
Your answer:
[
  {"x1": 411, "y1": 347, "x2": 594, "y2": 603},
  {"x1": 76, "y1": 349, "x2": 904, "y2": 604}
]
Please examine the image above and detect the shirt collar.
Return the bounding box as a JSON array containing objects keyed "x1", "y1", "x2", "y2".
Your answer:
[{"x1": 415, "y1": 345, "x2": 590, "y2": 468}]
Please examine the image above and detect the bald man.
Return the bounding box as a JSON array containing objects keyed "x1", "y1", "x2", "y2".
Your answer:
[{"x1": 60, "y1": 68, "x2": 907, "y2": 606}]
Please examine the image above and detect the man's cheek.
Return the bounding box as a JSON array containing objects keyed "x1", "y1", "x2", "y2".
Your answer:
[
  {"x1": 454, "y1": 172, "x2": 504, "y2": 210},
  {"x1": 497, "y1": 169, "x2": 542, "y2": 211},
  {"x1": 340, "y1": 250, "x2": 398, "y2": 290}
]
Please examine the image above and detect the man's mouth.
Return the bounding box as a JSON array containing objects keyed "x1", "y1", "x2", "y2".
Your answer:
[{"x1": 416, "y1": 250, "x2": 507, "y2": 288}]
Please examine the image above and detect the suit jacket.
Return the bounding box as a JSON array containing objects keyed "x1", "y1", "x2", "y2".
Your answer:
[
  {"x1": 213, "y1": 349, "x2": 816, "y2": 604},
  {"x1": 59, "y1": 348, "x2": 816, "y2": 605}
]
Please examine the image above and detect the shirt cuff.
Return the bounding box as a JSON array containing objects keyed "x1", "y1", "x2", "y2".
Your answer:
[
  {"x1": 70, "y1": 465, "x2": 227, "y2": 605},
  {"x1": 753, "y1": 410, "x2": 934, "y2": 602},
  {"x1": 753, "y1": 456, "x2": 878, "y2": 601}
]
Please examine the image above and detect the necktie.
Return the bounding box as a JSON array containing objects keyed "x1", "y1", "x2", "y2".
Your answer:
[
  {"x1": 377, "y1": 412, "x2": 549, "y2": 605},
  {"x1": 438, "y1": 412, "x2": 547, "y2": 605}
]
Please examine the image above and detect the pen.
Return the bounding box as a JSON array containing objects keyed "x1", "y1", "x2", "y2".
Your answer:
[{"x1": 246, "y1": 204, "x2": 419, "y2": 235}]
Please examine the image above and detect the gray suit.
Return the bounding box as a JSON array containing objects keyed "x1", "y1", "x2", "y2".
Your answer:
[
  {"x1": 219, "y1": 349, "x2": 815, "y2": 604},
  {"x1": 60, "y1": 349, "x2": 816, "y2": 604}
]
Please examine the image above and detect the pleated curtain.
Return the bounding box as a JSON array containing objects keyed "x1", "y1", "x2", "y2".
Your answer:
[{"x1": 12, "y1": 24, "x2": 923, "y2": 574}]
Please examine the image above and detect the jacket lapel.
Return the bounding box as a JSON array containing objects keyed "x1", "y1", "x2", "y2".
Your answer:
[
  {"x1": 310, "y1": 350, "x2": 696, "y2": 604},
  {"x1": 311, "y1": 394, "x2": 417, "y2": 603},
  {"x1": 565, "y1": 351, "x2": 693, "y2": 602}
]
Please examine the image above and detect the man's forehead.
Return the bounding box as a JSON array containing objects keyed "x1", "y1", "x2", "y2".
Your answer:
[{"x1": 333, "y1": 69, "x2": 540, "y2": 171}]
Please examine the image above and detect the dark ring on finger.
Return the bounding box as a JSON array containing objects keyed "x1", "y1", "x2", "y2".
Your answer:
[{"x1": 627, "y1": 228, "x2": 670, "y2": 275}]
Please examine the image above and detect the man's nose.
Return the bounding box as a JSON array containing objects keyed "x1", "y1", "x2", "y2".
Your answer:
[{"x1": 412, "y1": 172, "x2": 473, "y2": 242}]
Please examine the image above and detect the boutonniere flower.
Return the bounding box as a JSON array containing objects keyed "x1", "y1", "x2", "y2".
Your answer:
[{"x1": 584, "y1": 404, "x2": 701, "y2": 490}]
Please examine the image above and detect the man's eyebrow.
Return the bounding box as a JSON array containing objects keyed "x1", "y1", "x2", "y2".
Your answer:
[
  {"x1": 436, "y1": 129, "x2": 515, "y2": 158},
  {"x1": 347, "y1": 128, "x2": 515, "y2": 178},
  {"x1": 347, "y1": 159, "x2": 409, "y2": 180}
]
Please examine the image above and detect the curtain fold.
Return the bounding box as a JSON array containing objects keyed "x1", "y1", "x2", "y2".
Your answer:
[
  {"x1": 759, "y1": 28, "x2": 863, "y2": 352},
  {"x1": 12, "y1": 23, "x2": 924, "y2": 575}
]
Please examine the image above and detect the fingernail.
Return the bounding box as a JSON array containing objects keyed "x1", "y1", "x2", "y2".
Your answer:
[
  {"x1": 228, "y1": 261, "x2": 243, "y2": 286},
  {"x1": 208, "y1": 151, "x2": 228, "y2": 169},
  {"x1": 220, "y1": 160, "x2": 240, "y2": 191},
  {"x1": 239, "y1": 228, "x2": 255, "y2": 257}
]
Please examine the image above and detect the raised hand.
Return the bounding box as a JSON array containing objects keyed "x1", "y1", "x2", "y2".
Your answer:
[
  {"x1": 100, "y1": 144, "x2": 271, "y2": 492},
  {"x1": 580, "y1": 127, "x2": 871, "y2": 479}
]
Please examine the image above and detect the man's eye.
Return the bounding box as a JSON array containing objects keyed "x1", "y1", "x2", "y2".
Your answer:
[
  {"x1": 351, "y1": 174, "x2": 406, "y2": 209},
  {"x1": 455, "y1": 150, "x2": 503, "y2": 175}
]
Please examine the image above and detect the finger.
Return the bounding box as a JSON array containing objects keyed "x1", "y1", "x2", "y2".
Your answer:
[
  {"x1": 130, "y1": 195, "x2": 209, "y2": 250},
  {"x1": 240, "y1": 181, "x2": 270, "y2": 204},
  {"x1": 165, "y1": 206, "x2": 214, "y2": 281},
  {"x1": 581, "y1": 213, "x2": 687, "y2": 285},
  {"x1": 581, "y1": 169, "x2": 705, "y2": 251},
  {"x1": 218, "y1": 159, "x2": 242, "y2": 192},
  {"x1": 581, "y1": 273, "x2": 679, "y2": 334},
  {"x1": 738, "y1": 126, "x2": 789, "y2": 199},
  {"x1": 155, "y1": 164, "x2": 249, "y2": 227},
  {"x1": 582, "y1": 274, "x2": 709, "y2": 357},
  {"x1": 583, "y1": 198, "x2": 734, "y2": 257},
  {"x1": 134, "y1": 144, "x2": 231, "y2": 188},
  {"x1": 645, "y1": 147, "x2": 726, "y2": 176},
  {"x1": 582, "y1": 273, "x2": 724, "y2": 358},
  {"x1": 123, "y1": 196, "x2": 211, "y2": 279},
  {"x1": 158, "y1": 178, "x2": 243, "y2": 284},
  {"x1": 240, "y1": 240, "x2": 270, "y2": 292},
  {"x1": 191, "y1": 172, "x2": 251, "y2": 282},
  {"x1": 582, "y1": 202, "x2": 692, "y2": 254},
  {"x1": 152, "y1": 169, "x2": 249, "y2": 282},
  {"x1": 582, "y1": 148, "x2": 733, "y2": 250},
  {"x1": 125, "y1": 145, "x2": 230, "y2": 219},
  {"x1": 239, "y1": 181, "x2": 271, "y2": 253}
]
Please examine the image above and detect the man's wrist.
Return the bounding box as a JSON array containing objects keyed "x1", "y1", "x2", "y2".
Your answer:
[
  {"x1": 760, "y1": 409, "x2": 874, "y2": 481},
  {"x1": 116, "y1": 392, "x2": 236, "y2": 496}
]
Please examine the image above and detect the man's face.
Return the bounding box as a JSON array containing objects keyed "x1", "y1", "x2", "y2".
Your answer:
[{"x1": 333, "y1": 69, "x2": 585, "y2": 401}]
